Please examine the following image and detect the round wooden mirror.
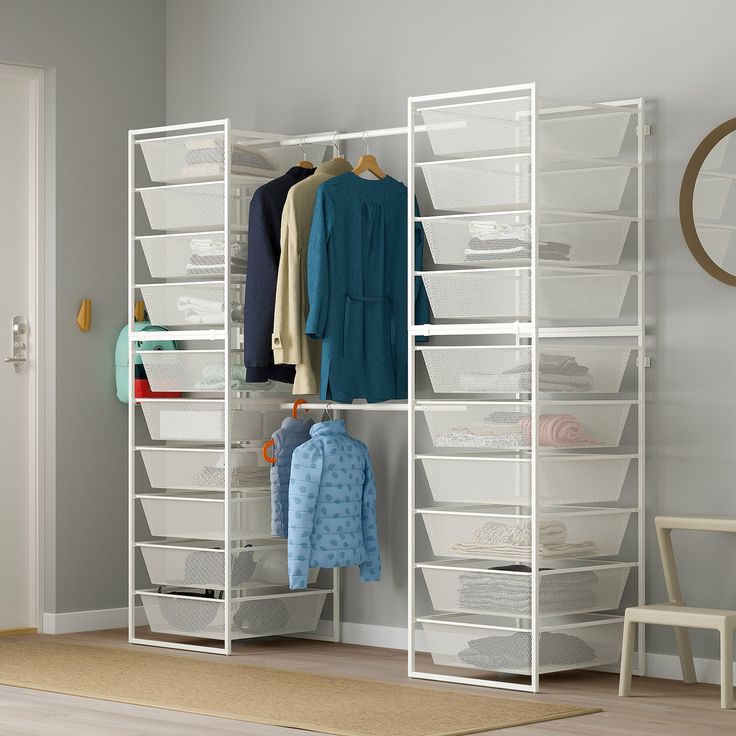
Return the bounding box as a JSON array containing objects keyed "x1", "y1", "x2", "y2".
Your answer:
[{"x1": 681, "y1": 119, "x2": 736, "y2": 286}]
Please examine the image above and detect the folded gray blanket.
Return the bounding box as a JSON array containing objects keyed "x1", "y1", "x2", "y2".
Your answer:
[{"x1": 458, "y1": 631, "x2": 596, "y2": 671}]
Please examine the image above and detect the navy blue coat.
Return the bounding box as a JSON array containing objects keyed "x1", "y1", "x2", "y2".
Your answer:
[{"x1": 243, "y1": 166, "x2": 314, "y2": 383}]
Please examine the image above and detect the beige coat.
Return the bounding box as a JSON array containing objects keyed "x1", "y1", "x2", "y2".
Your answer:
[{"x1": 272, "y1": 158, "x2": 352, "y2": 394}]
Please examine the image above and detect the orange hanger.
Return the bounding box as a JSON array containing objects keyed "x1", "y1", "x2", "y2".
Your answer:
[
  {"x1": 263, "y1": 400, "x2": 309, "y2": 464},
  {"x1": 352, "y1": 131, "x2": 385, "y2": 179},
  {"x1": 262, "y1": 438, "x2": 276, "y2": 465}
]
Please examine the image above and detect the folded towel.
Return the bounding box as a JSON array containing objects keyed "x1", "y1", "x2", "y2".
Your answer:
[
  {"x1": 459, "y1": 372, "x2": 594, "y2": 393},
  {"x1": 520, "y1": 413, "x2": 598, "y2": 447},
  {"x1": 201, "y1": 363, "x2": 247, "y2": 383}
]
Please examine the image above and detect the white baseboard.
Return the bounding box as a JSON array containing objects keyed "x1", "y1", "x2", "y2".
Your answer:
[
  {"x1": 42, "y1": 606, "x2": 145, "y2": 635},
  {"x1": 42, "y1": 609, "x2": 733, "y2": 687}
]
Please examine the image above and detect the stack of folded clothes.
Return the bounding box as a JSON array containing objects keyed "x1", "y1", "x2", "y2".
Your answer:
[
  {"x1": 460, "y1": 353, "x2": 593, "y2": 393},
  {"x1": 464, "y1": 221, "x2": 571, "y2": 263},
  {"x1": 456, "y1": 564, "x2": 598, "y2": 615},
  {"x1": 436, "y1": 410, "x2": 598, "y2": 448},
  {"x1": 186, "y1": 238, "x2": 247, "y2": 276},
  {"x1": 179, "y1": 138, "x2": 279, "y2": 180},
  {"x1": 194, "y1": 363, "x2": 274, "y2": 392},
  {"x1": 458, "y1": 631, "x2": 596, "y2": 671},
  {"x1": 192, "y1": 457, "x2": 270, "y2": 489},
  {"x1": 176, "y1": 295, "x2": 244, "y2": 324},
  {"x1": 450, "y1": 519, "x2": 599, "y2": 559}
]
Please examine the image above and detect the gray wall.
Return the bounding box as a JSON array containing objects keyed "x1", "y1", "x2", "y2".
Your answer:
[
  {"x1": 167, "y1": 0, "x2": 736, "y2": 661},
  {"x1": 0, "y1": 0, "x2": 167, "y2": 613}
]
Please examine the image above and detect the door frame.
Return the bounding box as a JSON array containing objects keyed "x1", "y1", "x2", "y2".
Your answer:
[{"x1": 0, "y1": 62, "x2": 50, "y2": 632}]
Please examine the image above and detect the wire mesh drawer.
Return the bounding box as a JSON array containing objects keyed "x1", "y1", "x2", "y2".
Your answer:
[
  {"x1": 139, "y1": 590, "x2": 328, "y2": 640},
  {"x1": 421, "y1": 216, "x2": 631, "y2": 268},
  {"x1": 139, "y1": 492, "x2": 271, "y2": 540},
  {"x1": 419, "y1": 103, "x2": 631, "y2": 159},
  {"x1": 419, "y1": 270, "x2": 531, "y2": 321},
  {"x1": 419, "y1": 403, "x2": 531, "y2": 450},
  {"x1": 140, "y1": 401, "x2": 279, "y2": 442},
  {"x1": 538, "y1": 271, "x2": 633, "y2": 320},
  {"x1": 419, "y1": 99, "x2": 532, "y2": 156},
  {"x1": 419, "y1": 454, "x2": 632, "y2": 505},
  {"x1": 419, "y1": 156, "x2": 531, "y2": 212},
  {"x1": 538, "y1": 112, "x2": 633, "y2": 159},
  {"x1": 419, "y1": 401, "x2": 632, "y2": 450},
  {"x1": 420, "y1": 561, "x2": 633, "y2": 617},
  {"x1": 419, "y1": 346, "x2": 633, "y2": 395},
  {"x1": 138, "y1": 282, "x2": 234, "y2": 327},
  {"x1": 139, "y1": 540, "x2": 318, "y2": 590},
  {"x1": 418, "y1": 507, "x2": 633, "y2": 560},
  {"x1": 139, "y1": 182, "x2": 225, "y2": 231},
  {"x1": 139, "y1": 351, "x2": 228, "y2": 393},
  {"x1": 538, "y1": 166, "x2": 633, "y2": 212},
  {"x1": 138, "y1": 448, "x2": 268, "y2": 491},
  {"x1": 420, "y1": 614, "x2": 624, "y2": 675},
  {"x1": 138, "y1": 232, "x2": 246, "y2": 279}
]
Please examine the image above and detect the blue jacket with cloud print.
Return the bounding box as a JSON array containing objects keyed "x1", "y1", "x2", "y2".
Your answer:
[{"x1": 287, "y1": 420, "x2": 380, "y2": 589}]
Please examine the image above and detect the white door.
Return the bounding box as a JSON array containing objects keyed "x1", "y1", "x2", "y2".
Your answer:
[{"x1": 0, "y1": 64, "x2": 42, "y2": 632}]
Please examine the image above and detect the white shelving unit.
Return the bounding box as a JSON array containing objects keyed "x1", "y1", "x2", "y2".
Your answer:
[
  {"x1": 127, "y1": 119, "x2": 338, "y2": 654},
  {"x1": 407, "y1": 85, "x2": 646, "y2": 691}
]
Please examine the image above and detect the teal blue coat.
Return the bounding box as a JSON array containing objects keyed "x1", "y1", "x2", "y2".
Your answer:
[{"x1": 305, "y1": 173, "x2": 428, "y2": 403}]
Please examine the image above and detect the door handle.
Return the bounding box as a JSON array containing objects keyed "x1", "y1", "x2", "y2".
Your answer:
[{"x1": 6, "y1": 316, "x2": 27, "y2": 372}]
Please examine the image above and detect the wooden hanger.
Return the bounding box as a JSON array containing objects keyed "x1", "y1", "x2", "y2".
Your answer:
[
  {"x1": 297, "y1": 138, "x2": 314, "y2": 169},
  {"x1": 352, "y1": 131, "x2": 385, "y2": 179}
]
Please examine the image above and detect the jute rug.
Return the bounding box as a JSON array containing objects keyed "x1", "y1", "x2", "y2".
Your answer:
[{"x1": 0, "y1": 638, "x2": 599, "y2": 736}]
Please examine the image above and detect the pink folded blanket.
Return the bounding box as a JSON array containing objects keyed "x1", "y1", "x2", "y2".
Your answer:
[{"x1": 520, "y1": 413, "x2": 598, "y2": 446}]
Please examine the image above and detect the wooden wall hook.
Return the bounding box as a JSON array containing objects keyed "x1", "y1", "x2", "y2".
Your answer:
[{"x1": 76, "y1": 299, "x2": 92, "y2": 332}]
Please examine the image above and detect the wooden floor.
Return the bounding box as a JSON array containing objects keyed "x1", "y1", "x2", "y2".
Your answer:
[{"x1": 0, "y1": 629, "x2": 732, "y2": 735}]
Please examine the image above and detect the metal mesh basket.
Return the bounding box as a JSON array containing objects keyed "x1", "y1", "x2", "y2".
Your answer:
[
  {"x1": 419, "y1": 98, "x2": 532, "y2": 156},
  {"x1": 419, "y1": 345, "x2": 633, "y2": 395},
  {"x1": 420, "y1": 560, "x2": 633, "y2": 617},
  {"x1": 138, "y1": 282, "x2": 234, "y2": 327},
  {"x1": 419, "y1": 269, "x2": 531, "y2": 321},
  {"x1": 140, "y1": 400, "x2": 281, "y2": 442},
  {"x1": 420, "y1": 614, "x2": 623, "y2": 675},
  {"x1": 419, "y1": 401, "x2": 632, "y2": 450},
  {"x1": 420, "y1": 156, "x2": 531, "y2": 212},
  {"x1": 538, "y1": 111, "x2": 632, "y2": 158},
  {"x1": 138, "y1": 447, "x2": 268, "y2": 491},
  {"x1": 421, "y1": 216, "x2": 630, "y2": 268},
  {"x1": 418, "y1": 507, "x2": 633, "y2": 560},
  {"x1": 139, "y1": 232, "x2": 246, "y2": 279},
  {"x1": 419, "y1": 454, "x2": 633, "y2": 505},
  {"x1": 139, "y1": 589, "x2": 328, "y2": 640},
  {"x1": 537, "y1": 271, "x2": 633, "y2": 320},
  {"x1": 538, "y1": 166, "x2": 633, "y2": 212},
  {"x1": 139, "y1": 491, "x2": 271, "y2": 540},
  {"x1": 139, "y1": 540, "x2": 318, "y2": 590},
  {"x1": 139, "y1": 182, "x2": 225, "y2": 231},
  {"x1": 139, "y1": 351, "x2": 227, "y2": 393}
]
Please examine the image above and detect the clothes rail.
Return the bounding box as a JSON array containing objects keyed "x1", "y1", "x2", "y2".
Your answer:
[
  {"x1": 277, "y1": 122, "x2": 463, "y2": 147},
  {"x1": 276, "y1": 401, "x2": 408, "y2": 412}
]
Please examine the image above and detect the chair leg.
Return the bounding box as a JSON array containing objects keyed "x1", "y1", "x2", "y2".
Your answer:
[
  {"x1": 674, "y1": 625, "x2": 697, "y2": 684},
  {"x1": 720, "y1": 624, "x2": 733, "y2": 709},
  {"x1": 619, "y1": 616, "x2": 636, "y2": 697}
]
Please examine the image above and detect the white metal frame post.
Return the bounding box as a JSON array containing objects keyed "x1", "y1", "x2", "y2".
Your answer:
[
  {"x1": 407, "y1": 94, "x2": 417, "y2": 677},
  {"x1": 127, "y1": 128, "x2": 136, "y2": 643},
  {"x1": 529, "y1": 83, "x2": 540, "y2": 693}
]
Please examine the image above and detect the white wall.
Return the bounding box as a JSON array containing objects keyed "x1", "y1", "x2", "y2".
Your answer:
[
  {"x1": 166, "y1": 0, "x2": 736, "y2": 661},
  {"x1": 0, "y1": 0, "x2": 167, "y2": 614}
]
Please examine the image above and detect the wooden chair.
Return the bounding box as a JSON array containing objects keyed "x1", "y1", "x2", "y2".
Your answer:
[{"x1": 618, "y1": 515, "x2": 736, "y2": 708}]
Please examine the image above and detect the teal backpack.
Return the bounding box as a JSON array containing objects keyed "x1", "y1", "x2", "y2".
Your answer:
[{"x1": 115, "y1": 321, "x2": 178, "y2": 403}]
